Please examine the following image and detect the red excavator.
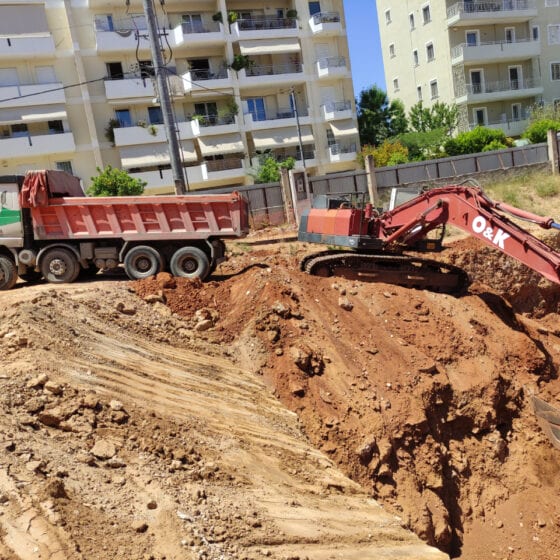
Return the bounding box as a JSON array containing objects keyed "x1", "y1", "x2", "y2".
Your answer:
[{"x1": 298, "y1": 182, "x2": 560, "y2": 293}]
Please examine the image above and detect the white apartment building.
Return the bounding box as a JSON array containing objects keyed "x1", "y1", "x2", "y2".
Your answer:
[
  {"x1": 377, "y1": 0, "x2": 560, "y2": 137},
  {"x1": 0, "y1": 0, "x2": 359, "y2": 193}
]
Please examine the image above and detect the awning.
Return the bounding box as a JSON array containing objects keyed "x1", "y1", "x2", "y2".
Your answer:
[
  {"x1": 120, "y1": 140, "x2": 197, "y2": 168},
  {"x1": 252, "y1": 126, "x2": 313, "y2": 149},
  {"x1": 239, "y1": 38, "x2": 301, "y2": 55},
  {"x1": 329, "y1": 120, "x2": 358, "y2": 138},
  {"x1": 198, "y1": 134, "x2": 244, "y2": 156},
  {"x1": 0, "y1": 105, "x2": 67, "y2": 125}
]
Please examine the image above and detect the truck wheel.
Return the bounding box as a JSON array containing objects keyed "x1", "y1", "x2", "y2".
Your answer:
[
  {"x1": 40, "y1": 248, "x2": 80, "y2": 284},
  {"x1": 0, "y1": 255, "x2": 17, "y2": 290},
  {"x1": 170, "y1": 247, "x2": 210, "y2": 280},
  {"x1": 124, "y1": 246, "x2": 163, "y2": 280}
]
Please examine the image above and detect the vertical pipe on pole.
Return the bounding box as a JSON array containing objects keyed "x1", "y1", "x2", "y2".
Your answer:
[{"x1": 142, "y1": 0, "x2": 186, "y2": 194}]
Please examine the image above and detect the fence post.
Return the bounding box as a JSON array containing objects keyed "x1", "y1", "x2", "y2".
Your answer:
[
  {"x1": 548, "y1": 129, "x2": 559, "y2": 175},
  {"x1": 280, "y1": 167, "x2": 296, "y2": 225},
  {"x1": 365, "y1": 155, "x2": 379, "y2": 205}
]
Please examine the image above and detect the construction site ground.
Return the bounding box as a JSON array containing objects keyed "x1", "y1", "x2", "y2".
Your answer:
[{"x1": 2, "y1": 225, "x2": 560, "y2": 559}]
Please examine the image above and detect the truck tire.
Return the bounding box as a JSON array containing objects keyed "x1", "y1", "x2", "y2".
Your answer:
[
  {"x1": 170, "y1": 247, "x2": 210, "y2": 280},
  {"x1": 124, "y1": 245, "x2": 163, "y2": 280},
  {"x1": 0, "y1": 255, "x2": 17, "y2": 290},
  {"x1": 40, "y1": 248, "x2": 80, "y2": 284}
]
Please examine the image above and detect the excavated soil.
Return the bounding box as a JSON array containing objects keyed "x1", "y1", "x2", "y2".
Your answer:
[{"x1": 2, "y1": 232, "x2": 560, "y2": 559}]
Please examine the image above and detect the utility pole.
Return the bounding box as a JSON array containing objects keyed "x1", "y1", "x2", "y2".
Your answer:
[
  {"x1": 289, "y1": 87, "x2": 306, "y2": 171},
  {"x1": 142, "y1": 0, "x2": 186, "y2": 194}
]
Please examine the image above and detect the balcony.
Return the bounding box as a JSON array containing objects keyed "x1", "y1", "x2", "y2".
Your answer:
[
  {"x1": 237, "y1": 63, "x2": 304, "y2": 87},
  {"x1": 133, "y1": 165, "x2": 207, "y2": 194},
  {"x1": 181, "y1": 68, "x2": 232, "y2": 94},
  {"x1": 113, "y1": 121, "x2": 195, "y2": 147},
  {"x1": 169, "y1": 20, "x2": 226, "y2": 48},
  {"x1": 447, "y1": 1, "x2": 537, "y2": 27},
  {"x1": 321, "y1": 100, "x2": 353, "y2": 121},
  {"x1": 455, "y1": 77, "x2": 543, "y2": 103},
  {"x1": 244, "y1": 109, "x2": 311, "y2": 131},
  {"x1": 104, "y1": 77, "x2": 155, "y2": 101},
  {"x1": 251, "y1": 150, "x2": 316, "y2": 170},
  {"x1": 328, "y1": 142, "x2": 357, "y2": 163},
  {"x1": 0, "y1": 131, "x2": 75, "y2": 158},
  {"x1": 230, "y1": 17, "x2": 298, "y2": 40},
  {"x1": 316, "y1": 57, "x2": 348, "y2": 79},
  {"x1": 470, "y1": 117, "x2": 528, "y2": 136},
  {"x1": 0, "y1": 82, "x2": 65, "y2": 108},
  {"x1": 95, "y1": 27, "x2": 150, "y2": 54},
  {"x1": 120, "y1": 140, "x2": 197, "y2": 169},
  {"x1": 191, "y1": 115, "x2": 240, "y2": 136},
  {"x1": 0, "y1": 34, "x2": 55, "y2": 59},
  {"x1": 251, "y1": 125, "x2": 314, "y2": 150},
  {"x1": 204, "y1": 158, "x2": 245, "y2": 181},
  {"x1": 308, "y1": 12, "x2": 342, "y2": 35},
  {"x1": 451, "y1": 38, "x2": 540, "y2": 65}
]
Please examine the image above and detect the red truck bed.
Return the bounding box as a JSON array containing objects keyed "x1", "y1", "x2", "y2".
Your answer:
[{"x1": 30, "y1": 192, "x2": 249, "y2": 241}]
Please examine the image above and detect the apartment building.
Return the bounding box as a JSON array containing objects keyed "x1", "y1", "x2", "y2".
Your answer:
[
  {"x1": 377, "y1": 0, "x2": 560, "y2": 137},
  {"x1": 0, "y1": 0, "x2": 359, "y2": 193}
]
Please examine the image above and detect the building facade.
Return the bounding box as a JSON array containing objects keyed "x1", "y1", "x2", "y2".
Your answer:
[
  {"x1": 377, "y1": 0, "x2": 560, "y2": 137},
  {"x1": 0, "y1": 0, "x2": 359, "y2": 193}
]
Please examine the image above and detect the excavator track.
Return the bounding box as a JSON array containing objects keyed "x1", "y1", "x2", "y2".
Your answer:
[{"x1": 300, "y1": 251, "x2": 469, "y2": 295}]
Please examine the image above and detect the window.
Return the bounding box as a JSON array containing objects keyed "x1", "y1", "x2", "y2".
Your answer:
[
  {"x1": 417, "y1": 86, "x2": 422, "y2": 100},
  {"x1": 389, "y1": 43, "x2": 395, "y2": 57},
  {"x1": 548, "y1": 24, "x2": 560, "y2": 44},
  {"x1": 115, "y1": 109, "x2": 132, "y2": 127},
  {"x1": 466, "y1": 31, "x2": 478, "y2": 46},
  {"x1": 326, "y1": 129, "x2": 336, "y2": 147},
  {"x1": 247, "y1": 98, "x2": 266, "y2": 121},
  {"x1": 55, "y1": 161, "x2": 73, "y2": 175},
  {"x1": 181, "y1": 14, "x2": 203, "y2": 33},
  {"x1": 430, "y1": 79, "x2": 438, "y2": 99},
  {"x1": 552, "y1": 62, "x2": 560, "y2": 81},
  {"x1": 95, "y1": 14, "x2": 114, "y2": 31},
  {"x1": 505, "y1": 27, "x2": 515, "y2": 43},
  {"x1": 11, "y1": 124, "x2": 28, "y2": 137},
  {"x1": 106, "y1": 62, "x2": 124, "y2": 80},
  {"x1": 426, "y1": 42, "x2": 434, "y2": 61},
  {"x1": 422, "y1": 5, "x2": 431, "y2": 24},
  {"x1": 148, "y1": 106, "x2": 163, "y2": 124},
  {"x1": 385, "y1": 9, "x2": 391, "y2": 24},
  {"x1": 511, "y1": 103, "x2": 521, "y2": 121},
  {"x1": 309, "y1": 2, "x2": 321, "y2": 16},
  {"x1": 413, "y1": 49, "x2": 419, "y2": 66},
  {"x1": 474, "y1": 108, "x2": 486, "y2": 126},
  {"x1": 48, "y1": 120, "x2": 64, "y2": 134},
  {"x1": 532, "y1": 26, "x2": 539, "y2": 41},
  {"x1": 393, "y1": 78, "x2": 399, "y2": 92},
  {"x1": 409, "y1": 13, "x2": 415, "y2": 30},
  {"x1": 470, "y1": 70, "x2": 483, "y2": 93},
  {"x1": 194, "y1": 102, "x2": 218, "y2": 124}
]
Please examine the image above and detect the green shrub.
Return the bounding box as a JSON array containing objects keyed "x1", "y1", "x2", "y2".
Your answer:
[
  {"x1": 535, "y1": 179, "x2": 560, "y2": 198},
  {"x1": 87, "y1": 165, "x2": 146, "y2": 197},
  {"x1": 522, "y1": 119, "x2": 560, "y2": 143},
  {"x1": 444, "y1": 126, "x2": 508, "y2": 156},
  {"x1": 358, "y1": 140, "x2": 408, "y2": 168},
  {"x1": 482, "y1": 139, "x2": 508, "y2": 152}
]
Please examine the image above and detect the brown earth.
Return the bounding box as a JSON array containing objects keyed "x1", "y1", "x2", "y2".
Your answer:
[{"x1": 1, "y1": 232, "x2": 560, "y2": 559}]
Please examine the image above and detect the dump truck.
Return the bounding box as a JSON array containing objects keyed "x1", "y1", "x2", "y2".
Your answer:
[{"x1": 0, "y1": 170, "x2": 249, "y2": 290}]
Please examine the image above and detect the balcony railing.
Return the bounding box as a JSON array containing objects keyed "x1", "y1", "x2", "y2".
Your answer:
[
  {"x1": 463, "y1": 77, "x2": 541, "y2": 95},
  {"x1": 329, "y1": 143, "x2": 357, "y2": 156},
  {"x1": 317, "y1": 57, "x2": 346, "y2": 70},
  {"x1": 237, "y1": 17, "x2": 297, "y2": 30},
  {"x1": 246, "y1": 63, "x2": 302, "y2": 77},
  {"x1": 195, "y1": 114, "x2": 235, "y2": 127},
  {"x1": 189, "y1": 68, "x2": 228, "y2": 81},
  {"x1": 323, "y1": 100, "x2": 352, "y2": 112},
  {"x1": 206, "y1": 158, "x2": 243, "y2": 172},
  {"x1": 181, "y1": 20, "x2": 220, "y2": 34},
  {"x1": 447, "y1": 0, "x2": 534, "y2": 18},
  {"x1": 95, "y1": 17, "x2": 147, "y2": 32},
  {"x1": 451, "y1": 37, "x2": 537, "y2": 58},
  {"x1": 312, "y1": 12, "x2": 341, "y2": 24}
]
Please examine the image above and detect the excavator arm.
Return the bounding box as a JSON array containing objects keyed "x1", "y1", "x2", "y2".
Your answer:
[{"x1": 377, "y1": 185, "x2": 560, "y2": 285}]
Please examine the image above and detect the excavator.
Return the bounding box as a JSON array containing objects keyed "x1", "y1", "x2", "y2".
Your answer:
[{"x1": 298, "y1": 182, "x2": 560, "y2": 293}]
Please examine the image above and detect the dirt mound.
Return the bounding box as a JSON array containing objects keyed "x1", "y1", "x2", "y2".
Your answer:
[{"x1": 131, "y1": 239, "x2": 560, "y2": 560}]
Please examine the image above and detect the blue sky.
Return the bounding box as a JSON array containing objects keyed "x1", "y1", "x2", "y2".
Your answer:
[{"x1": 344, "y1": 1, "x2": 386, "y2": 97}]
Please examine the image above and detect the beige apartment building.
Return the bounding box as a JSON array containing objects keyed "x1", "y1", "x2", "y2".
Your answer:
[
  {"x1": 377, "y1": 0, "x2": 560, "y2": 137},
  {"x1": 0, "y1": 0, "x2": 359, "y2": 193}
]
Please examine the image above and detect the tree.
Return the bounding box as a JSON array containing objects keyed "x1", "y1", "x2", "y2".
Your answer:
[
  {"x1": 357, "y1": 140, "x2": 408, "y2": 168},
  {"x1": 252, "y1": 156, "x2": 295, "y2": 184},
  {"x1": 87, "y1": 165, "x2": 146, "y2": 197},
  {"x1": 356, "y1": 86, "x2": 408, "y2": 146},
  {"x1": 408, "y1": 101, "x2": 458, "y2": 134}
]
